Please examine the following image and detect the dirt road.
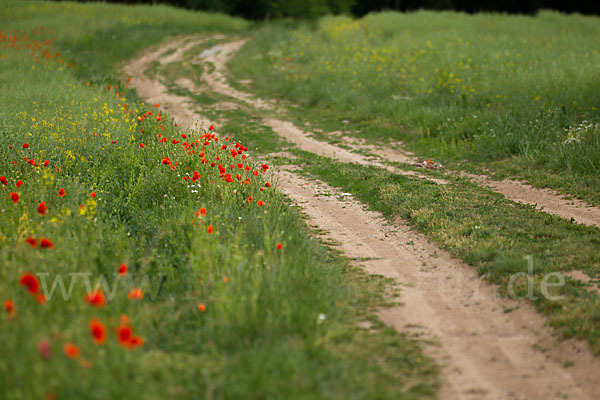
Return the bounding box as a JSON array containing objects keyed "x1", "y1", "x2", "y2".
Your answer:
[{"x1": 123, "y1": 35, "x2": 600, "y2": 399}]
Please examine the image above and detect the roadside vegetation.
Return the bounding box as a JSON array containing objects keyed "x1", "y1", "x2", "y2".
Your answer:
[
  {"x1": 0, "y1": 2, "x2": 438, "y2": 398},
  {"x1": 230, "y1": 11, "x2": 600, "y2": 205}
]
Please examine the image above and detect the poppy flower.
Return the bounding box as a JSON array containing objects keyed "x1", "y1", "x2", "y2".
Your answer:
[
  {"x1": 38, "y1": 339, "x2": 51, "y2": 360},
  {"x1": 154, "y1": 103, "x2": 160, "y2": 108},
  {"x1": 162, "y1": 157, "x2": 171, "y2": 165},
  {"x1": 139, "y1": 143, "x2": 145, "y2": 148},
  {"x1": 265, "y1": 182, "x2": 271, "y2": 188},
  {"x1": 197, "y1": 303, "x2": 206, "y2": 312},
  {"x1": 117, "y1": 325, "x2": 132, "y2": 346},
  {"x1": 89, "y1": 319, "x2": 107, "y2": 345},
  {"x1": 223, "y1": 174, "x2": 233, "y2": 183},
  {"x1": 36, "y1": 294, "x2": 46, "y2": 304},
  {"x1": 84, "y1": 290, "x2": 106, "y2": 307},
  {"x1": 43, "y1": 160, "x2": 50, "y2": 167},
  {"x1": 172, "y1": 139, "x2": 180, "y2": 144},
  {"x1": 248, "y1": 196, "x2": 253, "y2": 203},
  {"x1": 276, "y1": 243, "x2": 282, "y2": 250},
  {"x1": 16, "y1": 180, "x2": 23, "y2": 188},
  {"x1": 0, "y1": 176, "x2": 7, "y2": 185},
  {"x1": 128, "y1": 288, "x2": 143, "y2": 300},
  {"x1": 209, "y1": 125, "x2": 214, "y2": 131},
  {"x1": 23, "y1": 143, "x2": 29, "y2": 149},
  {"x1": 58, "y1": 188, "x2": 65, "y2": 197},
  {"x1": 207, "y1": 225, "x2": 213, "y2": 234},
  {"x1": 90, "y1": 192, "x2": 97, "y2": 198},
  {"x1": 38, "y1": 201, "x2": 48, "y2": 216},
  {"x1": 10, "y1": 192, "x2": 19, "y2": 203},
  {"x1": 261, "y1": 164, "x2": 269, "y2": 172},
  {"x1": 257, "y1": 201, "x2": 265, "y2": 207},
  {"x1": 4, "y1": 300, "x2": 15, "y2": 318},
  {"x1": 192, "y1": 171, "x2": 201, "y2": 182},
  {"x1": 25, "y1": 236, "x2": 37, "y2": 247},
  {"x1": 39, "y1": 238, "x2": 54, "y2": 249},
  {"x1": 129, "y1": 336, "x2": 144, "y2": 348},
  {"x1": 63, "y1": 343, "x2": 80, "y2": 359},
  {"x1": 196, "y1": 208, "x2": 207, "y2": 217},
  {"x1": 118, "y1": 263, "x2": 128, "y2": 276},
  {"x1": 222, "y1": 276, "x2": 229, "y2": 283},
  {"x1": 19, "y1": 273, "x2": 40, "y2": 295}
]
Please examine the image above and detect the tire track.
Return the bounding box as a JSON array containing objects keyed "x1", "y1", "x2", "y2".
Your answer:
[{"x1": 122, "y1": 36, "x2": 600, "y2": 400}]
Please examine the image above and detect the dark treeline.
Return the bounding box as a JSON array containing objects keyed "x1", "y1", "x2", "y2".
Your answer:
[{"x1": 73, "y1": 0, "x2": 600, "y2": 19}]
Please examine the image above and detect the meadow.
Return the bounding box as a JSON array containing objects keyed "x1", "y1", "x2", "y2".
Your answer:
[
  {"x1": 0, "y1": 2, "x2": 438, "y2": 398},
  {"x1": 230, "y1": 11, "x2": 600, "y2": 204}
]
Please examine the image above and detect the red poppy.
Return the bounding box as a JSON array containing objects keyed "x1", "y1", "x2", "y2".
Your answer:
[
  {"x1": 0, "y1": 176, "x2": 7, "y2": 185},
  {"x1": 129, "y1": 336, "x2": 144, "y2": 348},
  {"x1": 257, "y1": 201, "x2": 265, "y2": 207},
  {"x1": 154, "y1": 103, "x2": 160, "y2": 108},
  {"x1": 58, "y1": 188, "x2": 65, "y2": 197},
  {"x1": 172, "y1": 139, "x2": 180, "y2": 144},
  {"x1": 197, "y1": 208, "x2": 207, "y2": 216},
  {"x1": 192, "y1": 171, "x2": 201, "y2": 182},
  {"x1": 23, "y1": 143, "x2": 29, "y2": 149},
  {"x1": 209, "y1": 125, "x2": 214, "y2": 131},
  {"x1": 117, "y1": 325, "x2": 132, "y2": 345},
  {"x1": 63, "y1": 343, "x2": 80, "y2": 359},
  {"x1": 265, "y1": 182, "x2": 271, "y2": 188},
  {"x1": 222, "y1": 276, "x2": 229, "y2": 283},
  {"x1": 118, "y1": 263, "x2": 128, "y2": 276},
  {"x1": 4, "y1": 300, "x2": 15, "y2": 318},
  {"x1": 162, "y1": 157, "x2": 171, "y2": 165},
  {"x1": 39, "y1": 238, "x2": 54, "y2": 249},
  {"x1": 89, "y1": 319, "x2": 107, "y2": 345},
  {"x1": 139, "y1": 143, "x2": 145, "y2": 148},
  {"x1": 84, "y1": 290, "x2": 106, "y2": 307},
  {"x1": 90, "y1": 192, "x2": 97, "y2": 198},
  {"x1": 197, "y1": 303, "x2": 206, "y2": 312},
  {"x1": 207, "y1": 225, "x2": 214, "y2": 234},
  {"x1": 10, "y1": 192, "x2": 19, "y2": 203},
  {"x1": 16, "y1": 180, "x2": 23, "y2": 188},
  {"x1": 43, "y1": 160, "x2": 50, "y2": 167},
  {"x1": 19, "y1": 273, "x2": 40, "y2": 295},
  {"x1": 38, "y1": 201, "x2": 48, "y2": 216},
  {"x1": 25, "y1": 236, "x2": 37, "y2": 247},
  {"x1": 223, "y1": 174, "x2": 233, "y2": 183},
  {"x1": 128, "y1": 288, "x2": 143, "y2": 300},
  {"x1": 261, "y1": 164, "x2": 269, "y2": 172},
  {"x1": 36, "y1": 294, "x2": 46, "y2": 304},
  {"x1": 276, "y1": 243, "x2": 282, "y2": 250},
  {"x1": 248, "y1": 196, "x2": 253, "y2": 203}
]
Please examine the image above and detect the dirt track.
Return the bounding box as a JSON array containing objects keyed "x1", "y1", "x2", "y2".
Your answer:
[{"x1": 123, "y1": 36, "x2": 600, "y2": 399}]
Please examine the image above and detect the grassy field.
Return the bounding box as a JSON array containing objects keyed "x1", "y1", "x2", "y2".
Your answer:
[
  {"x1": 230, "y1": 11, "x2": 600, "y2": 205},
  {"x1": 0, "y1": 2, "x2": 439, "y2": 398}
]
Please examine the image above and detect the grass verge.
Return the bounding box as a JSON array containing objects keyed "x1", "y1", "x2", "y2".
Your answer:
[
  {"x1": 0, "y1": 2, "x2": 439, "y2": 398},
  {"x1": 288, "y1": 151, "x2": 600, "y2": 353},
  {"x1": 229, "y1": 11, "x2": 600, "y2": 205}
]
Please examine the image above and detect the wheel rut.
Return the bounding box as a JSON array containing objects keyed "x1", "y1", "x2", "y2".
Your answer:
[{"x1": 122, "y1": 35, "x2": 600, "y2": 400}]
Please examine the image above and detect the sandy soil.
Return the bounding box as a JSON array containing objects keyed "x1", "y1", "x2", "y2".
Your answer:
[{"x1": 122, "y1": 36, "x2": 600, "y2": 400}]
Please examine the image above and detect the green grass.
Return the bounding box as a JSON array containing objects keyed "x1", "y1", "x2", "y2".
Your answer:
[
  {"x1": 286, "y1": 150, "x2": 600, "y2": 352},
  {"x1": 229, "y1": 11, "x2": 600, "y2": 205},
  {"x1": 132, "y1": 10, "x2": 600, "y2": 356},
  {"x1": 4, "y1": 1, "x2": 249, "y2": 81},
  {"x1": 0, "y1": 2, "x2": 438, "y2": 398}
]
